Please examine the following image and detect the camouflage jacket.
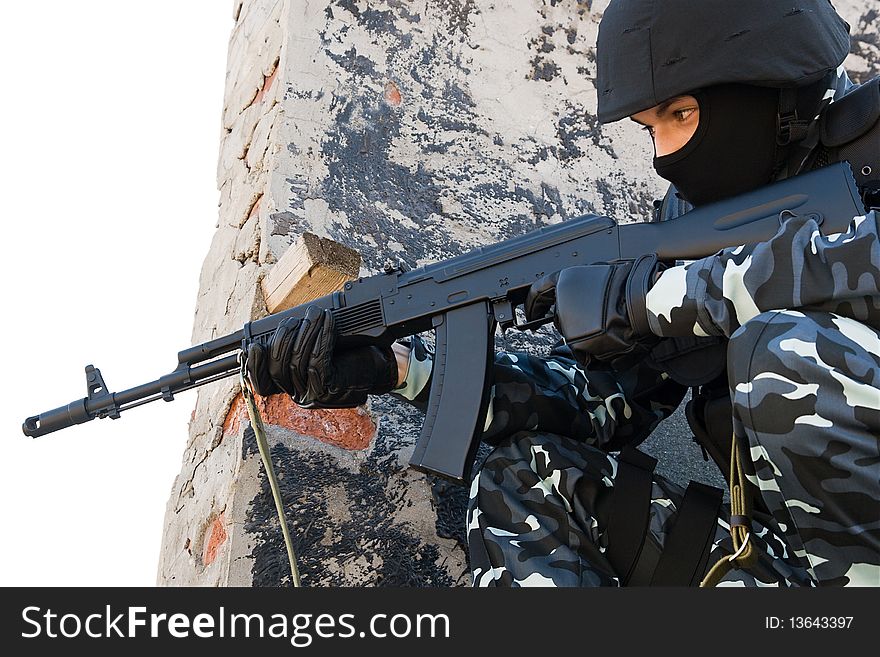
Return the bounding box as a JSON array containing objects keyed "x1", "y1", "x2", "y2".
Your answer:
[{"x1": 645, "y1": 209, "x2": 880, "y2": 340}]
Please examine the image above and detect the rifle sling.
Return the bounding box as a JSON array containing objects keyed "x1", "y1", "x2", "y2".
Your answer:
[
  {"x1": 650, "y1": 481, "x2": 724, "y2": 586},
  {"x1": 605, "y1": 448, "x2": 724, "y2": 587},
  {"x1": 605, "y1": 447, "x2": 657, "y2": 585}
]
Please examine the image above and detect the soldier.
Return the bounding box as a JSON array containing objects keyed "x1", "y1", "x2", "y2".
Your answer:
[{"x1": 248, "y1": 0, "x2": 880, "y2": 587}]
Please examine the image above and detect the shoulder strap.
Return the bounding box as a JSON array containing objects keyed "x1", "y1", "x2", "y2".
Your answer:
[
  {"x1": 603, "y1": 447, "x2": 657, "y2": 585},
  {"x1": 777, "y1": 87, "x2": 811, "y2": 147},
  {"x1": 650, "y1": 481, "x2": 724, "y2": 586},
  {"x1": 820, "y1": 78, "x2": 880, "y2": 148},
  {"x1": 816, "y1": 77, "x2": 880, "y2": 198}
]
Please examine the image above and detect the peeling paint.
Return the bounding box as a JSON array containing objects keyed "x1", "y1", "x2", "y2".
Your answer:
[{"x1": 269, "y1": 210, "x2": 298, "y2": 236}]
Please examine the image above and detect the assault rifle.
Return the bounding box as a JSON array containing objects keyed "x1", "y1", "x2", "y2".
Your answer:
[{"x1": 23, "y1": 163, "x2": 866, "y2": 484}]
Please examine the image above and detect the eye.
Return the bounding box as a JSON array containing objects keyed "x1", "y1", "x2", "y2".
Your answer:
[{"x1": 673, "y1": 107, "x2": 697, "y2": 122}]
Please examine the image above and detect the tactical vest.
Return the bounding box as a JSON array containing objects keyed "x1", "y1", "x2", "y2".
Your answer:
[{"x1": 651, "y1": 77, "x2": 880, "y2": 482}]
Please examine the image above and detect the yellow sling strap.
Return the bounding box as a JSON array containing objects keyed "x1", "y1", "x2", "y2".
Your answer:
[
  {"x1": 240, "y1": 355, "x2": 301, "y2": 587},
  {"x1": 700, "y1": 433, "x2": 758, "y2": 587}
]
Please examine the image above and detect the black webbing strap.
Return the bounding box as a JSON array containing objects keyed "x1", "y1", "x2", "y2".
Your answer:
[
  {"x1": 777, "y1": 87, "x2": 811, "y2": 147},
  {"x1": 605, "y1": 447, "x2": 657, "y2": 585},
  {"x1": 650, "y1": 481, "x2": 724, "y2": 586}
]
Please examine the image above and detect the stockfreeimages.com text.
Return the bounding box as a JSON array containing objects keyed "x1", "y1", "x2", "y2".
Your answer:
[{"x1": 21, "y1": 605, "x2": 450, "y2": 647}]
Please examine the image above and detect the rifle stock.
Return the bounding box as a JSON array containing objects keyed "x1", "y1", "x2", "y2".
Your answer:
[{"x1": 23, "y1": 163, "x2": 865, "y2": 485}]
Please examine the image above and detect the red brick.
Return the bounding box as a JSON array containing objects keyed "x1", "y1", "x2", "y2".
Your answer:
[
  {"x1": 222, "y1": 393, "x2": 248, "y2": 438},
  {"x1": 202, "y1": 513, "x2": 228, "y2": 566},
  {"x1": 222, "y1": 391, "x2": 377, "y2": 450},
  {"x1": 252, "y1": 60, "x2": 279, "y2": 105},
  {"x1": 247, "y1": 194, "x2": 262, "y2": 220},
  {"x1": 384, "y1": 80, "x2": 402, "y2": 107}
]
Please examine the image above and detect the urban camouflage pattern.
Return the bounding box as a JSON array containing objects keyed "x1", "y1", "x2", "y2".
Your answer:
[
  {"x1": 390, "y1": 334, "x2": 434, "y2": 407},
  {"x1": 467, "y1": 428, "x2": 815, "y2": 587},
  {"x1": 638, "y1": 192, "x2": 880, "y2": 585},
  {"x1": 645, "y1": 211, "x2": 880, "y2": 339},
  {"x1": 726, "y1": 310, "x2": 880, "y2": 586},
  {"x1": 466, "y1": 308, "x2": 880, "y2": 586},
  {"x1": 465, "y1": 202, "x2": 880, "y2": 586},
  {"x1": 480, "y1": 347, "x2": 686, "y2": 452}
]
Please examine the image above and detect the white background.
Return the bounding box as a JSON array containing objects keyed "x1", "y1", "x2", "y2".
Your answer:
[{"x1": 1, "y1": 2, "x2": 231, "y2": 585}]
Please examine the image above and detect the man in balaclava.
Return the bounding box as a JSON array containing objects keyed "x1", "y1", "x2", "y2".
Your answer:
[{"x1": 248, "y1": 0, "x2": 880, "y2": 587}]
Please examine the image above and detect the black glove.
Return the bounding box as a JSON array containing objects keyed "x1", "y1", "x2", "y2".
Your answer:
[
  {"x1": 525, "y1": 254, "x2": 664, "y2": 369},
  {"x1": 246, "y1": 305, "x2": 398, "y2": 408}
]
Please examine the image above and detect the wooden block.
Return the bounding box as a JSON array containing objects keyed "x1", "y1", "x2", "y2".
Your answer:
[{"x1": 261, "y1": 232, "x2": 361, "y2": 313}]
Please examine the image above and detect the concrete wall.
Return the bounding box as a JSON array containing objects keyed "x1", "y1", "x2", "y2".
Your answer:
[{"x1": 157, "y1": 0, "x2": 879, "y2": 586}]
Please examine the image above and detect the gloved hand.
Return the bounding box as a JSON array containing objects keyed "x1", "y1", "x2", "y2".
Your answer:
[
  {"x1": 524, "y1": 254, "x2": 664, "y2": 369},
  {"x1": 246, "y1": 305, "x2": 398, "y2": 408}
]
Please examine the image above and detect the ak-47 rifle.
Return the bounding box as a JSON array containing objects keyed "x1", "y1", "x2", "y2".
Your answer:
[{"x1": 22, "y1": 163, "x2": 866, "y2": 484}]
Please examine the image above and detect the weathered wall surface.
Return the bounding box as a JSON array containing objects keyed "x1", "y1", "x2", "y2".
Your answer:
[
  {"x1": 838, "y1": 0, "x2": 880, "y2": 83},
  {"x1": 157, "y1": 0, "x2": 879, "y2": 586}
]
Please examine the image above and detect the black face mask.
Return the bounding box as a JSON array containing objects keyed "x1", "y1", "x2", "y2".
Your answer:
[{"x1": 653, "y1": 84, "x2": 781, "y2": 207}]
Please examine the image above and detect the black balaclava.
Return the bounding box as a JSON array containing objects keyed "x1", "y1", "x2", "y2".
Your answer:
[{"x1": 653, "y1": 83, "x2": 782, "y2": 207}]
